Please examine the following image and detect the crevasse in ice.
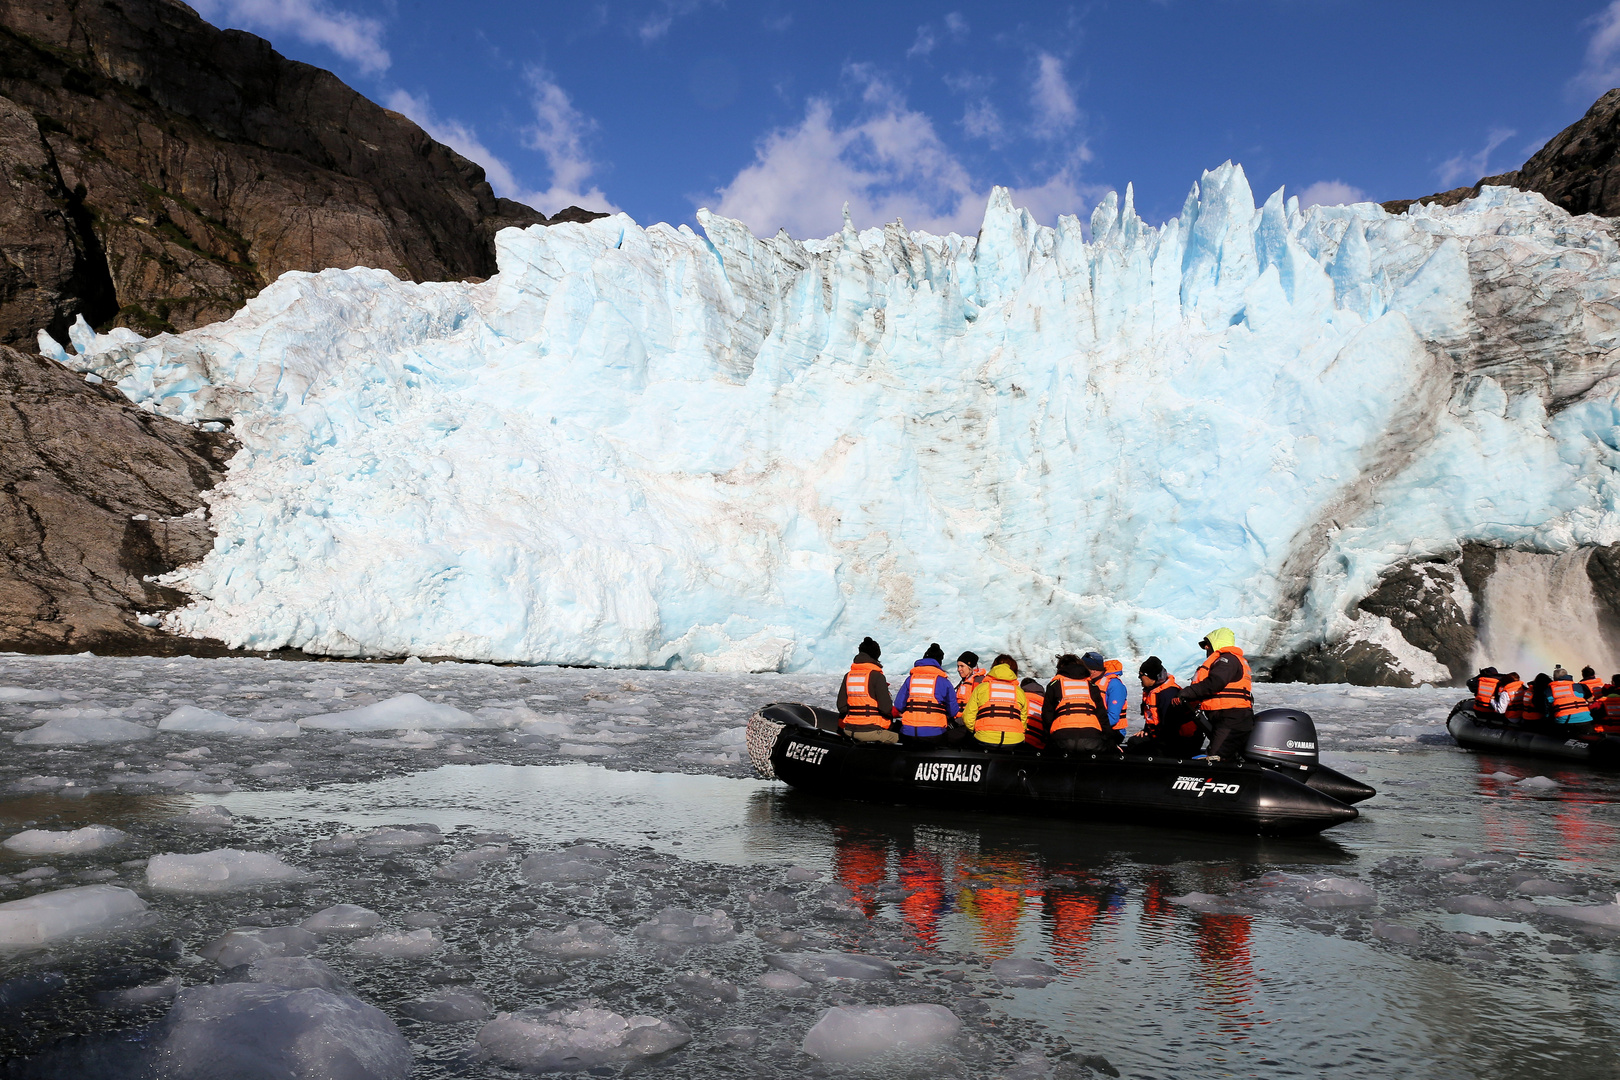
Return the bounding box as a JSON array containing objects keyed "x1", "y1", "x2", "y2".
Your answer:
[{"x1": 41, "y1": 167, "x2": 1620, "y2": 674}]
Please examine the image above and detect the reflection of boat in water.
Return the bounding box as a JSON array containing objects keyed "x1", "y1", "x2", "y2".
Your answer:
[
  {"x1": 1447, "y1": 700, "x2": 1620, "y2": 767},
  {"x1": 747, "y1": 703, "x2": 1371, "y2": 836}
]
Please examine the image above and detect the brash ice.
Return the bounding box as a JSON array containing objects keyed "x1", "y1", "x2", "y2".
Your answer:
[{"x1": 39, "y1": 166, "x2": 1620, "y2": 675}]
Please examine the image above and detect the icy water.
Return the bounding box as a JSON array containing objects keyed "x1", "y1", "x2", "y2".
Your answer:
[{"x1": 1, "y1": 654, "x2": 1618, "y2": 1079}]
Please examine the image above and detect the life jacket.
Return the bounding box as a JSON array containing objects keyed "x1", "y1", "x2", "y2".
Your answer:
[
  {"x1": 1579, "y1": 677, "x2": 1604, "y2": 703},
  {"x1": 1022, "y1": 681, "x2": 1048, "y2": 752},
  {"x1": 957, "y1": 667, "x2": 986, "y2": 701},
  {"x1": 1549, "y1": 678, "x2": 1595, "y2": 726},
  {"x1": 974, "y1": 677, "x2": 1025, "y2": 743},
  {"x1": 1472, "y1": 674, "x2": 1500, "y2": 716},
  {"x1": 1049, "y1": 675, "x2": 1103, "y2": 733},
  {"x1": 1504, "y1": 682, "x2": 1531, "y2": 723},
  {"x1": 1142, "y1": 675, "x2": 1191, "y2": 736},
  {"x1": 1096, "y1": 669, "x2": 1126, "y2": 731},
  {"x1": 1496, "y1": 679, "x2": 1524, "y2": 721},
  {"x1": 842, "y1": 661, "x2": 889, "y2": 731},
  {"x1": 1598, "y1": 688, "x2": 1620, "y2": 732},
  {"x1": 901, "y1": 665, "x2": 949, "y2": 734},
  {"x1": 1192, "y1": 647, "x2": 1254, "y2": 713}
]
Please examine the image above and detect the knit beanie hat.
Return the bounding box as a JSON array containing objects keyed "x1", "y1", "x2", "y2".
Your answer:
[
  {"x1": 859, "y1": 636, "x2": 881, "y2": 660},
  {"x1": 924, "y1": 643, "x2": 944, "y2": 662},
  {"x1": 1139, "y1": 656, "x2": 1165, "y2": 679},
  {"x1": 957, "y1": 650, "x2": 979, "y2": 668},
  {"x1": 1080, "y1": 650, "x2": 1105, "y2": 671}
]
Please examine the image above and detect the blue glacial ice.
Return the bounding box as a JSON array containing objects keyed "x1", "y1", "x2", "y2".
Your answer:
[{"x1": 41, "y1": 167, "x2": 1620, "y2": 675}]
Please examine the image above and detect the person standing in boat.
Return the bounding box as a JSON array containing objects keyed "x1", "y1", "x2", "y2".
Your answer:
[
  {"x1": 1179, "y1": 628, "x2": 1254, "y2": 762},
  {"x1": 837, "y1": 637, "x2": 899, "y2": 743},
  {"x1": 893, "y1": 643, "x2": 964, "y2": 745},
  {"x1": 961, "y1": 654, "x2": 1028, "y2": 748}
]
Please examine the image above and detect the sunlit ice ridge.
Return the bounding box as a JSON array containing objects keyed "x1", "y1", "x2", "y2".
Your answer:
[{"x1": 41, "y1": 162, "x2": 1620, "y2": 677}]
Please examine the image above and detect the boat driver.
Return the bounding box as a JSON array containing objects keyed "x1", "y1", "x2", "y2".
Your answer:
[{"x1": 1179, "y1": 627, "x2": 1254, "y2": 762}]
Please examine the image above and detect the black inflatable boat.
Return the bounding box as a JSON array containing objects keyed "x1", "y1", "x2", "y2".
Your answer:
[
  {"x1": 1446, "y1": 700, "x2": 1620, "y2": 767},
  {"x1": 746, "y1": 704, "x2": 1372, "y2": 836}
]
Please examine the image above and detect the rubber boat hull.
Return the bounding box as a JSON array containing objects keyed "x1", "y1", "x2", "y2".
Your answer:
[
  {"x1": 748, "y1": 704, "x2": 1360, "y2": 836},
  {"x1": 1446, "y1": 700, "x2": 1620, "y2": 767}
]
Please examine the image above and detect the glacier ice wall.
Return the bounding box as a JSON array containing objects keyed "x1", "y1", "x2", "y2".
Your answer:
[{"x1": 42, "y1": 164, "x2": 1620, "y2": 675}]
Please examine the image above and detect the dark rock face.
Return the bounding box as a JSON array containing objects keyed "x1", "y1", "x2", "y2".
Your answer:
[
  {"x1": 0, "y1": 342, "x2": 240, "y2": 653},
  {"x1": 1385, "y1": 89, "x2": 1620, "y2": 218},
  {"x1": 0, "y1": 0, "x2": 552, "y2": 347}
]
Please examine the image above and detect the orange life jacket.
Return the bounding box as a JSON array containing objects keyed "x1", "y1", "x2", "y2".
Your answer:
[
  {"x1": 1578, "y1": 677, "x2": 1604, "y2": 702},
  {"x1": 1549, "y1": 678, "x2": 1595, "y2": 726},
  {"x1": 1472, "y1": 674, "x2": 1500, "y2": 716},
  {"x1": 1022, "y1": 683, "x2": 1048, "y2": 752},
  {"x1": 842, "y1": 662, "x2": 889, "y2": 731},
  {"x1": 1504, "y1": 682, "x2": 1531, "y2": 723},
  {"x1": 1598, "y1": 689, "x2": 1620, "y2": 731},
  {"x1": 901, "y1": 665, "x2": 949, "y2": 733},
  {"x1": 974, "y1": 677, "x2": 1025, "y2": 743},
  {"x1": 1192, "y1": 647, "x2": 1254, "y2": 713},
  {"x1": 1096, "y1": 670, "x2": 1126, "y2": 731},
  {"x1": 957, "y1": 668, "x2": 985, "y2": 701},
  {"x1": 1143, "y1": 674, "x2": 1191, "y2": 736},
  {"x1": 1049, "y1": 675, "x2": 1103, "y2": 733}
]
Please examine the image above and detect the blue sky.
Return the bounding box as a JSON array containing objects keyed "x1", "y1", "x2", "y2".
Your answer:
[{"x1": 190, "y1": 0, "x2": 1620, "y2": 238}]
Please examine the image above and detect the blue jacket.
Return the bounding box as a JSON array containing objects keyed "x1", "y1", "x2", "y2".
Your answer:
[
  {"x1": 893, "y1": 658, "x2": 959, "y2": 735},
  {"x1": 1101, "y1": 673, "x2": 1128, "y2": 731}
]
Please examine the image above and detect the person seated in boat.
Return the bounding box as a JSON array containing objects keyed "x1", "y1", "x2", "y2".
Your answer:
[
  {"x1": 1493, "y1": 672, "x2": 1524, "y2": 723},
  {"x1": 1098, "y1": 656, "x2": 1130, "y2": 743},
  {"x1": 1179, "y1": 628, "x2": 1254, "y2": 762},
  {"x1": 837, "y1": 636, "x2": 898, "y2": 744},
  {"x1": 1467, "y1": 667, "x2": 1501, "y2": 718},
  {"x1": 955, "y1": 651, "x2": 986, "y2": 701},
  {"x1": 961, "y1": 654, "x2": 1028, "y2": 749},
  {"x1": 1543, "y1": 669, "x2": 1598, "y2": 736},
  {"x1": 1598, "y1": 677, "x2": 1620, "y2": 732},
  {"x1": 1041, "y1": 652, "x2": 1123, "y2": 755},
  {"x1": 1579, "y1": 666, "x2": 1604, "y2": 700},
  {"x1": 1126, "y1": 656, "x2": 1203, "y2": 757},
  {"x1": 1020, "y1": 675, "x2": 1050, "y2": 753},
  {"x1": 893, "y1": 643, "x2": 965, "y2": 746}
]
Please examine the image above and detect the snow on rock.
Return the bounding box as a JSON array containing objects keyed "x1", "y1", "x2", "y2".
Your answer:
[
  {"x1": 300, "y1": 904, "x2": 382, "y2": 935},
  {"x1": 158, "y1": 705, "x2": 300, "y2": 739},
  {"x1": 146, "y1": 849, "x2": 308, "y2": 894},
  {"x1": 54, "y1": 176, "x2": 1620, "y2": 674},
  {"x1": 14, "y1": 714, "x2": 153, "y2": 745},
  {"x1": 299, "y1": 694, "x2": 502, "y2": 732},
  {"x1": 3, "y1": 825, "x2": 127, "y2": 855},
  {"x1": 802, "y1": 1004, "x2": 960, "y2": 1063},
  {"x1": 153, "y1": 983, "x2": 410, "y2": 1080},
  {"x1": 476, "y1": 1006, "x2": 690, "y2": 1071},
  {"x1": 0, "y1": 885, "x2": 148, "y2": 946}
]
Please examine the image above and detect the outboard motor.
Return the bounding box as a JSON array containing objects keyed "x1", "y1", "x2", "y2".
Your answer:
[{"x1": 1244, "y1": 708, "x2": 1320, "y2": 771}]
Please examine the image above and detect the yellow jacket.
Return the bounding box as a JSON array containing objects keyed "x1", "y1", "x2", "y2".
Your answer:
[{"x1": 962, "y1": 663, "x2": 1028, "y2": 744}]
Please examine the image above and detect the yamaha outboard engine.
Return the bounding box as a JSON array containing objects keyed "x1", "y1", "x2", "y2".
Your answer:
[{"x1": 1245, "y1": 708, "x2": 1320, "y2": 771}]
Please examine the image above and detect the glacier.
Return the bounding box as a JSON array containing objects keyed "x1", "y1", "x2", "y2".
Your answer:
[{"x1": 39, "y1": 164, "x2": 1620, "y2": 676}]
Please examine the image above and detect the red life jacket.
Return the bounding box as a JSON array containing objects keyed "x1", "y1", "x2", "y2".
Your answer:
[
  {"x1": 1549, "y1": 678, "x2": 1595, "y2": 726},
  {"x1": 1598, "y1": 689, "x2": 1620, "y2": 731},
  {"x1": 1472, "y1": 674, "x2": 1500, "y2": 716},
  {"x1": 901, "y1": 665, "x2": 949, "y2": 733},
  {"x1": 1022, "y1": 681, "x2": 1048, "y2": 752},
  {"x1": 842, "y1": 662, "x2": 889, "y2": 731},
  {"x1": 1192, "y1": 647, "x2": 1253, "y2": 713},
  {"x1": 1050, "y1": 675, "x2": 1103, "y2": 733}
]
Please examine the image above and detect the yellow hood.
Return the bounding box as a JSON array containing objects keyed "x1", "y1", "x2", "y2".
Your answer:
[
  {"x1": 1203, "y1": 627, "x2": 1236, "y2": 651},
  {"x1": 988, "y1": 663, "x2": 1019, "y2": 680}
]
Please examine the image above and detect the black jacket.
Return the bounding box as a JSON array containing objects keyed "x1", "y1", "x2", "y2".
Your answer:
[
  {"x1": 836, "y1": 651, "x2": 893, "y2": 719},
  {"x1": 1181, "y1": 654, "x2": 1246, "y2": 705},
  {"x1": 1043, "y1": 657, "x2": 1119, "y2": 743}
]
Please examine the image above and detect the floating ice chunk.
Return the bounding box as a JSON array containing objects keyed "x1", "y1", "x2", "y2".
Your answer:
[
  {"x1": 201, "y1": 926, "x2": 318, "y2": 968},
  {"x1": 476, "y1": 1006, "x2": 690, "y2": 1071},
  {"x1": 401, "y1": 911, "x2": 446, "y2": 928},
  {"x1": 1444, "y1": 895, "x2": 1510, "y2": 917},
  {"x1": 0, "y1": 688, "x2": 62, "y2": 703},
  {"x1": 1371, "y1": 921, "x2": 1423, "y2": 946},
  {"x1": 784, "y1": 867, "x2": 820, "y2": 883},
  {"x1": 349, "y1": 731, "x2": 441, "y2": 749},
  {"x1": 1516, "y1": 775, "x2": 1560, "y2": 790},
  {"x1": 3, "y1": 825, "x2": 127, "y2": 855},
  {"x1": 522, "y1": 919, "x2": 618, "y2": 959},
  {"x1": 1168, "y1": 892, "x2": 1250, "y2": 914},
  {"x1": 401, "y1": 987, "x2": 492, "y2": 1022},
  {"x1": 672, "y1": 972, "x2": 740, "y2": 1001},
  {"x1": 15, "y1": 715, "x2": 153, "y2": 745},
  {"x1": 301, "y1": 904, "x2": 382, "y2": 935},
  {"x1": 99, "y1": 977, "x2": 179, "y2": 1010},
  {"x1": 1514, "y1": 878, "x2": 1569, "y2": 896},
  {"x1": 433, "y1": 844, "x2": 511, "y2": 881},
  {"x1": 802, "y1": 1004, "x2": 960, "y2": 1063},
  {"x1": 520, "y1": 851, "x2": 612, "y2": 883},
  {"x1": 342, "y1": 825, "x2": 443, "y2": 854},
  {"x1": 765, "y1": 952, "x2": 896, "y2": 983},
  {"x1": 17, "y1": 866, "x2": 58, "y2": 881},
  {"x1": 299, "y1": 694, "x2": 499, "y2": 732},
  {"x1": 1299, "y1": 876, "x2": 1376, "y2": 908},
  {"x1": 0, "y1": 885, "x2": 148, "y2": 946},
  {"x1": 154, "y1": 983, "x2": 410, "y2": 1080},
  {"x1": 146, "y1": 849, "x2": 307, "y2": 894},
  {"x1": 991, "y1": 957, "x2": 1059, "y2": 987},
  {"x1": 1553, "y1": 894, "x2": 1620, "y2": 929},
  {"x1": 180, "y1": 803, "x2": 233, "y2": 824},
  {"x1": 158, "y1": 706, "x2": 299, "y2": 739},
  {"x1": 635, "y1": 907, "x2": 735, "y2": 945},
  {"x1": 352, "y1": 928, "x2": 443, "y2": 959},
  {"x1": 755, "y1": 970, "x2": 808, "y2": 992},
  {"x1": 245, "y1": 956, "x2": 346, "y2": 992},
  {"x1": 1420, "y1": 857, "x2": 1465, "y2": 870},
  {"x1": 716, "y1": 1027, "x2": 759, "y2": 1048},
  {"x1": 1487, "y1": 771, "x2": 1518, "y2": 780}
]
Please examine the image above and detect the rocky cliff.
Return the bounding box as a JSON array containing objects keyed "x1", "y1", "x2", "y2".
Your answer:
[
  {"x1": 0, "y1": 0, "x2": 558, "y2": 347},
  {"x1": 1385, "y1": 89, "x2": 1620, "y2": 218}
]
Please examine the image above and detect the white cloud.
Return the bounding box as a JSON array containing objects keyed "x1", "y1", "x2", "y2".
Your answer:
[
  {"x1": 907, "y1": 25, "x2": 938, "y2": 59},
  {"x1": 1436, "y1": 127, "x2": 1516, "y2": 188},
  {"x1": 709, "y1": 74, "x2": 1094, "y2": 239},
  {"x1": 962, "y1": 99, "x2": 1005, "y2": 144},
  {"x1": 635, "y1": 0, "x2": 713, "y2": 43},
  {"x1": 190, "y1": 0, "x2": 389, "y2": 73},
  {"x1": 1573, "y1": 1, "x2": 1620, "y2": 95},
  {"x1": 1030, "y1": 52, "x2": 1078, "y2": 133},
  {"x1": 1297, "y1": 180, "x2": 1369, "y2": 208},
  {"x1": 945, "y1": 12, "x2": 969, "y2": 37}
]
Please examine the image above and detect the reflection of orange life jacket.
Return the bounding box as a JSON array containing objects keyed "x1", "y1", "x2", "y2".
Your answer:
[
  {"x1": 1472, "y1": 675, "x2": 1500, "y2": 716},
  {"x1": 901, "y1": 666, "x2": 948, "y2": 733},
  {"x1": 1192, "y1": 647, "x2": 1253, "y2": 712},
  {"x1": 1143, "y1": 675, "x2": 1191, "y2": 736},
  {"x1": 833, "y1": 829, "x2": 887, "y2": 918},
  {"x1": 1549, "y1": 678, "x2": 1595, "y2": 726},
  {"x1": 975, "y1": 678, "x2": 1024, "y2": 740},
  {"x1": 842, "y1": 662, "x2": 888, "y2": 731},
  {"x1": 1050, "y1": 675, "x2": 1102, "y2": 733},
  {"x1": 897, "y1": 850, "x2": 945, "y2": 951}
]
